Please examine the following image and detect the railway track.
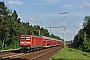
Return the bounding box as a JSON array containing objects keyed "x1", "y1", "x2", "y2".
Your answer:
[
  {"x1": 31, "y1": 46, "x2": 61, "y2": 60},
  {"x1": 0, "y1": 46, "x2": 62, "y2": 60}
]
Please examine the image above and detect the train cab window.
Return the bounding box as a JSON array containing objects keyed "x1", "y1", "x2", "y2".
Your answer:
[
  {"x1": 26, "y1": 37, "x2": 31, "y2": 40},
  {"x1": 21, "y1": 37, "x2": 26, "y2": 40},
  {"x1": 21, "y1": 36, "x2": 30, "y2": 40}
]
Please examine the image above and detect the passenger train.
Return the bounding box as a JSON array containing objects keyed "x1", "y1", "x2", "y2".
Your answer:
[{"x1": 20, "y1": 35, "x2": 64, "y2": 52}]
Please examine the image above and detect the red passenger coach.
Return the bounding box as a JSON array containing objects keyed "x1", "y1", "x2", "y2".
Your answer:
[
  {"x1": 42, "y1": 36, "x2": 52, "y2": 48},
  {"x1": 58, "y1": 40, "x2": 64, "y2": 47},
  {"x1": 20, "y1": 35, "x2": 43, "y2": 52},
  {"x1": 51, "y1": 39, "x2": 56, "y2": 46}
]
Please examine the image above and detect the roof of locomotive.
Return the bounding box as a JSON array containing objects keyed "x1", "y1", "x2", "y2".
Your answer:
[{"x1": 20, "y1": 35, "x2": 42, "y2": 38}]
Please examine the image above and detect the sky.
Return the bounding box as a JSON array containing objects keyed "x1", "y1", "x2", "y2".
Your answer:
[{"x1": 1, "y1": 0, "x2": 90, "y2": 41}]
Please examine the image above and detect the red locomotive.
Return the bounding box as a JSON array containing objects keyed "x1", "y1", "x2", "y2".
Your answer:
[{"x1": 20, "y1": 35, "x2": 64, "y2": 52}]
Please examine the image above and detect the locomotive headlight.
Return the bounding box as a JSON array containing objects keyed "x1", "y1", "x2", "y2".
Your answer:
[
  {"x1": 20, "y1": 42, "x2": 24, "y2": 44},
  {"x1": 27, "y1": 47, "x2": 30, "y2": 49},
  {"x1": 20, "y1": 47, "x2": 22, "y2": 49},
  {"x1": 26, "y1": 42, "x2": 30, "y2": 44}
]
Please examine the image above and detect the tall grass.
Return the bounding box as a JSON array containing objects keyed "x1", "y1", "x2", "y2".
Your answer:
[{"x1": 51, "y1": 47, "x2": 90, "y2": 60}]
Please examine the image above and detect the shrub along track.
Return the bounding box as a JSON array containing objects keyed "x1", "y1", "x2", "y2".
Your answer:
[{"x1": 0, "y1": 46, "x2": 63, "y2": 60}]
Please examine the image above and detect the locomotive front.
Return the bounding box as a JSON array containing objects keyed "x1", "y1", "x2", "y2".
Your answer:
[{"x1": 20, "y1": 35, "x2": 31, "y2": 52}]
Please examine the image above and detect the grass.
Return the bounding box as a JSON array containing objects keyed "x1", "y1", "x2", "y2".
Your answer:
[{"x1": 51, "y1": 47, "x2": 90, "y2": 60}]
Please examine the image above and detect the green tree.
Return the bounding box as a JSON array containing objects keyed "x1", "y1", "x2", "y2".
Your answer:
[
  {"x1": 73, "y1": 16, "x2": 90, "y2": 52},
  {"x1": 0, "y1": 2, "x2": 10, "y2": 47}
]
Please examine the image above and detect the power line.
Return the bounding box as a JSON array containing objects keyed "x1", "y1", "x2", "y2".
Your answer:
[
  {"x1": 55, "y1": 0, "x2": 60, "y2": 13},
  {"x1": 6, "y1": 6, "x2": 36, "y2": 24},
  {"x1": 68, "y1": 0, "x2": 69, "y2": 10},
  {"x1": 45, "y1": 26, "x2": 65, "y2": 28},
  {"x1": 45, "y1": 26, "x2": 64, "y2": 33},
  {"x1": 8, "y1": 0, "x2": 27, "y2": 15},
  {"x1": 8, "y1": 0, "x2": 39, "y2": 25},
  {"x1": 24, "y1": 0, "x2": 52, "y2": 21},
  {"x1": 68, "y1": 0, "x2": 69, "y2": 12}
]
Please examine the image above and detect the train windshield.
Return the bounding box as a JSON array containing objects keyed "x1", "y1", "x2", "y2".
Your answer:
[
  {"x1": 21, "y1": 36, "x2": 31, "y2": 40},
  {"x1": 26, "y1": 37, "x2": 30, "y2": 40}
]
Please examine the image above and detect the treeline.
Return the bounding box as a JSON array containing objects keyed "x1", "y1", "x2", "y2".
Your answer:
[
  {"x1": 0, "y1": 2, "x2": 61, "y2": 49},
  {"x1": 72, "y1": 16, "x2": 90, "y2": 52}
]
